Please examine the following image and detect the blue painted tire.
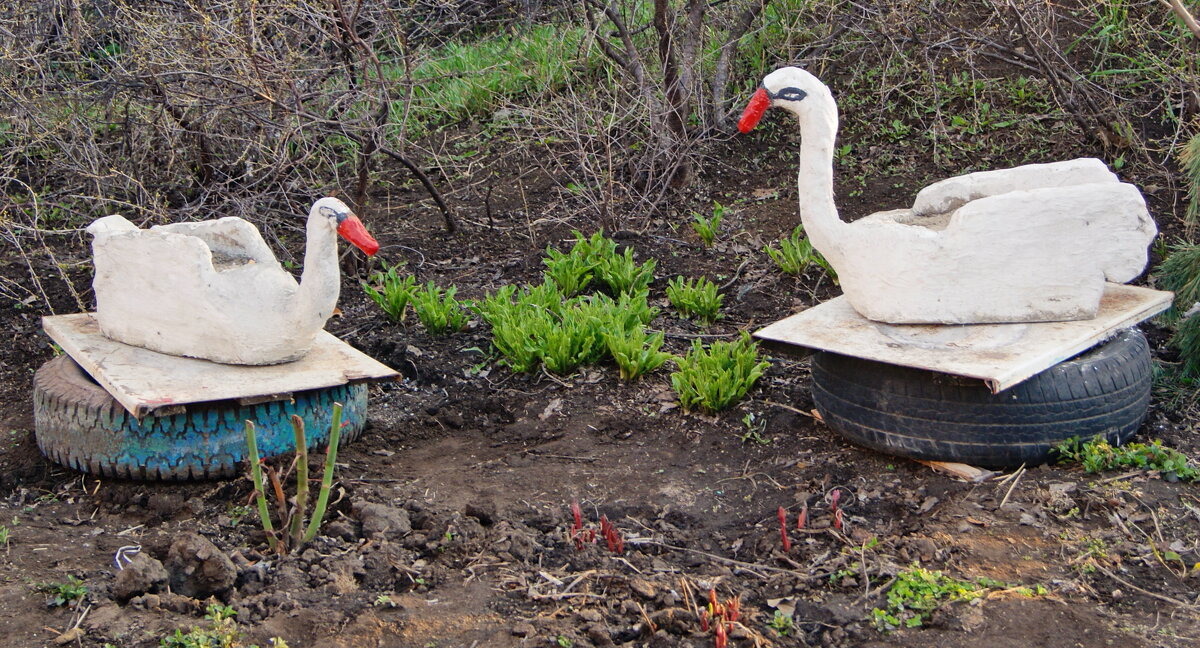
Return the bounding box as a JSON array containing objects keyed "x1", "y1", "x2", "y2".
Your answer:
[{"x1": 33, "y1": 356, "x2": 368, "y2": 480}]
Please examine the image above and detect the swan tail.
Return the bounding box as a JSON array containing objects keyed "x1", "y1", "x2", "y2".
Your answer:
[
  {"x1": 1097, "y1": 183, "x2": 1158, "y2": 283},
  {"x1": 86, "y1": 215, "x2": 138, "y2": 237}
]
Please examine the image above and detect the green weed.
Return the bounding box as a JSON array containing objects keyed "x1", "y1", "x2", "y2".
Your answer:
[
  {"x1": 161, "y1": 603, "x2": 287, "y2": 648},
  {"x1": 0, "y1": 524, "x2": 9, "y2": 549},
  {"x1": 604, "y1": 328, "x2": 673, "y2": 381},
  {"x1": 362, "y1": 264, "x2": 417, "y2": 322},
  {"x1": 666, "y1": 276, "x2": 724, "y2": 324},
  {"x1": 691, "y1": 202, "x2": 724, "y2": 248},
  {"x1": 765, "y1": 226, "x2": 837, "y2": 282},
  {"x1": 871, "y1": 566, "x2": 1044, "y2": 631},
  {"x1": 411, "y1": 283, "x2": 470, "y2": 334},
  {"x1": 768, "y1": 609, "x2": 794, "y2": 636},
  {"x1": 670, "y1": 333, "x2": 769, "y2": 414},
  {"x1": 39, "y1": 575, "x2": 86, "y2": 608},
  {"x1": 1054, "y1": 436, "x2": 1199, "y2": 482}
]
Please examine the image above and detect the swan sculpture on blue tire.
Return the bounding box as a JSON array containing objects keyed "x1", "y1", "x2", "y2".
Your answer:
[
  {"x1": 739, "y1": 67, "x2": 1157, "y2": 324},
  {"x1": 87, "y1": 197, "x2": 379, "y2": 365}
]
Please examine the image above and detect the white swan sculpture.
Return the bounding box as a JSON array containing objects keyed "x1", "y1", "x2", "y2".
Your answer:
[
  {"x1": 87, "y1": 197, "x2": 379, "y2": 365},
  {"x1": 739, "y1": 67, "x2": 1157, "y2": 324}
]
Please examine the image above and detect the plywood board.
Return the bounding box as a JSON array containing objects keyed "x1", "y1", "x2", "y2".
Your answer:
[
  {"x1": 43, "y1": 313, "x2": 399, "y2": 418},
  {"x1": 754, "y1": 283, "x2": 1171, "y2": 393}
]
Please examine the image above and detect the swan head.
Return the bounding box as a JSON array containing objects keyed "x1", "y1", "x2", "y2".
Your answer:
[
  {"x1": 311, "y1": 197, "x2": 380, "y2": 256},
  {"x1": 738, "y1": 67, "x2": 836, "y2": 133}
]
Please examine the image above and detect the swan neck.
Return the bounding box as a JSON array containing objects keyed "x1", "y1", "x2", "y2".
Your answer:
[
  {"x1": 295, "y1": 213, "x2": 340, "y2": 330},
  {"x1": 794, "y1": 107, "x2": 844, "y2": 238}
]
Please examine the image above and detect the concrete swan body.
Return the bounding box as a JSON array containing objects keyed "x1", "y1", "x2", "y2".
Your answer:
[
  {"x1": 739, "y1": 67, "x2": 1157, "y2": 324},
  {"x1": 87, "y1": 197, "x2": 379, "y2": 365}
]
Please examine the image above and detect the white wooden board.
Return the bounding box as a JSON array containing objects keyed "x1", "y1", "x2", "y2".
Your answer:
[
  {"x1": 754, "y1": 283, "x2": 1171, "y2": 393},
  {"x1": 44, "y1": 313, "x2": 399, "y2": 418}
]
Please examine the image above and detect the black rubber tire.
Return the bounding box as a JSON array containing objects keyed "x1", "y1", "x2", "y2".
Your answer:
[
  {"x1": 810, "y1": 328, "x2": 1152, "y2": 468},
  {"x1": 33, "y1": 356, "x2": 368, "y2": 480}
]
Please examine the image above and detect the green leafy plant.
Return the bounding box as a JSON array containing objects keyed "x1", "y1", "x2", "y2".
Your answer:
[
  {"x1": 39, "y1": 575, "x2": 86, "y2": 608},
  {"x1": 604, "y1": 327, "x2": 673, "y2": 381},
  {"x1": 764, "y1": 226, "x2": 837, "y2": 282},
  {"x1": 362, "y1": 264, "x2": 416, "y2": 322},
  {"x1": 0, "y1": 524, "x2": 9, "y2": 550},
  {"x1": 540, "y1": 304, "x2": 607, "y2": 375},
  {"x1": 691, "y1": 201, "x2": 724, "y2": 248},
  {"x1": 1054, "y1": 436, "x2": 1199, "y2": 482},
  {"x1": 595, "y1": 247, "x2": 655, "y2": 295},
  {"x1": 411, "y1": 282, "x2": 470, "y2": 334},
  {"x1": 161, "y1": 603, "x2": 288, "y2": 648},
  {"x1": 670, "y1": 333, "x2": 770, "y2": 414},
  {"x1": 667, "y1": 276, "x2": 724, "y2": 323},
  {"x1": 768, "y1": 609, "x2": 794, "y2": 636},
  {"x1": 245, "y1": 404, "x2": 345, "y2": 554},
  {"x1": 543, "y1": 246, "x2": 596, "y2": 297},
  {"x1": 871, "y1": 566, "x2": 1044, "y2": 631}
]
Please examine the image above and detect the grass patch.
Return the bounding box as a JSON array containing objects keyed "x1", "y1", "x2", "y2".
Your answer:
[
  {"x1": 1054, "y1": 436, "x2": 1199, "y2": 482},
  {"x1": 395, "y1": 24, "x2": 590, "y2": 136}
]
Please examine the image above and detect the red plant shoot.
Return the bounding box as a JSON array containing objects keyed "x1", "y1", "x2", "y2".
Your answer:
[
  {"x1": 777, "y1": 506, "x2": 791, "y2": 552},
  {"x1": 571, "y1": 500, "x2": 583, "y2": 532},
  {"x1": 700, "y1": 609, "x2": 709, "y2": 632},
  {"x1": 831, "y1": 489, "x2": 843, "y2": 531},
  {"x1": 797, "y1": 502, "x2": 808, "y2": 530},
  {"x1": 714, "y1": 622, "x2": 728, "y2": 648}
]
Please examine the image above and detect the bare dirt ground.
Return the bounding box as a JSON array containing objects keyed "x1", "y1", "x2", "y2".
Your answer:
[
  {"x1": 2, "y1": 3, "x2": 1200, "y2": 645},
  {"x1": 1, "y1": 124, "x2": 1198, "y2": 648}
]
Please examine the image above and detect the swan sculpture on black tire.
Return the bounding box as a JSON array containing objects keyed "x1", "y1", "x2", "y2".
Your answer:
[{"x1": 739, "y1": 67, "x2": 1157, "y2": 324}]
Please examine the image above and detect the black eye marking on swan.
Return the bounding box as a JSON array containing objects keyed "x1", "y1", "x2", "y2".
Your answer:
[
  {"x1": 774, "y1": 87, "x2": 807, "y2": 102},
  {"x1": 320, "y1": 206, "x2": 348, "y2": 222}
]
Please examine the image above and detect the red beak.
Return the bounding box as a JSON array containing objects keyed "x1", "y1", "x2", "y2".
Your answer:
[
  {"x1": 738, "y1": 87, "x2": 771, "y2": 134},
  {"x1": 337, "y1": 214, "x2": 380, "y2": 256}
]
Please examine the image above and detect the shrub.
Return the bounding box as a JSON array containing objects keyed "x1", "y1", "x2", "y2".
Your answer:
[
  {"x1": 670, "y1": 332, "x2": 769, "y2": 413},
  {"x1": 362, "y1": 264, "x2": 417, "y2": 322},
  {"x1": 411, "y1": 282, "x2": 470, "y2": 334},
  {"x1": 667, "y1": 276, "x2": 724, "y2": 323}
]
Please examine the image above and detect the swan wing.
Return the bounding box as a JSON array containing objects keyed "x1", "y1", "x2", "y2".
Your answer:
[
  {"x1": 912, "y1": 158, "x2": 1118, "y2": 217},
  {"x1": 152, "y1": 217, "x2": 280, "y2": 267},
  {"x1": 945, "y1": 181, "x2": 1156, "y2": 282}
]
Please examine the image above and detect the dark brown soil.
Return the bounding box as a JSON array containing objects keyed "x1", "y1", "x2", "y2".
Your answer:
[{"x1": 2, "y1": 35, "x2": 1200, "y2": 648}]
